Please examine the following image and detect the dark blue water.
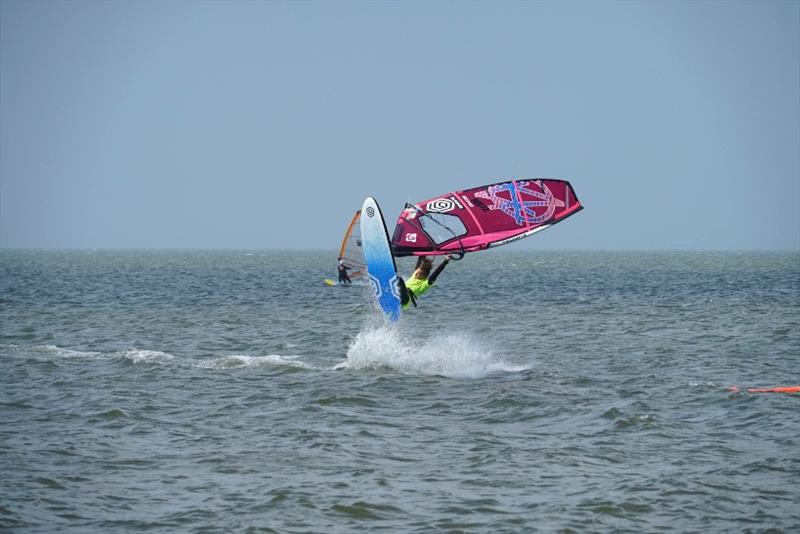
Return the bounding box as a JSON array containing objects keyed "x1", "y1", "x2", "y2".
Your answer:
[{"x1": 1, "y1": 250, "x2": 798, "y2": 532}]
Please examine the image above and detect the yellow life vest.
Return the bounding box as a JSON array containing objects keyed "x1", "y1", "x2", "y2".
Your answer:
[{"x1": 402, "y1": 276, "x2": 431, "y2": 309}]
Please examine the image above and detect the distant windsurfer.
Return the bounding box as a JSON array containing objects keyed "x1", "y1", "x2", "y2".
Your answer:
[
  {"x1": 337, "y1": 258, "x2": 352, "y2": 286},
  {"x1": 398, "y1": 256, "x2": 451, "y2": 308}
]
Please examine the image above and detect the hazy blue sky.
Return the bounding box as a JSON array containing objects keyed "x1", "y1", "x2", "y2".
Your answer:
[{"x1": 1, "y1": 0, "x2": 798, "y2": 250}]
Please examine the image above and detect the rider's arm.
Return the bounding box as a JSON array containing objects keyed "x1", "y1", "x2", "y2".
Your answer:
[{"x1": 427, "y1": 257, "x2": 450, "y2": 285}]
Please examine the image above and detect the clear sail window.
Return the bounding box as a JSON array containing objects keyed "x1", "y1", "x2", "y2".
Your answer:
[{"x1": 420, "y1": 213, "x2": 467, "y2": 245}]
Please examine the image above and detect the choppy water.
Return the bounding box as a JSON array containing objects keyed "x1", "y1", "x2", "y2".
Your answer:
[{"x1": 1, "y1": 250, "x2": 798, "y2": 532}]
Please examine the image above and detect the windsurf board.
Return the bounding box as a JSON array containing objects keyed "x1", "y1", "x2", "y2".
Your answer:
[{"x1": 360, "y1": 197, "x2": 401, "y2": 321}]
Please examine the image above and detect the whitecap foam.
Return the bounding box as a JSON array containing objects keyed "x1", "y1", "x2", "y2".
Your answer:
[
  {"x1": 339, "y1": 325, "x2": 528, "y2": 379},
  {"x1": 31, "y1": 345, "x2": 102, "y2": 359},
  {"x1": 119, "y1": 349, "x2": 176, "y2": 364},
  {"x1": 197, "y1": 354, "x2": 311, "y2": 370}
]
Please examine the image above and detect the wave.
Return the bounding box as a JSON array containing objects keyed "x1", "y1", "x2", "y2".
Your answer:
[
  {"x1": 197, "y1": 354, "x2": 311, "y2": 370},
  {"x1": 118, "y1": 349, "x2": 175, "y2": 364},
  {"x1": 25, "y1": 344, "x2": 104, "y2": 359},
  {"x1": 4, "y1": 344, "x2": 315, "y2": 371},
  {"x1": 5, "y1": 335, "x2": 528, "y2": 378},
  {"x1": 338, "y1": 324, "x2": 528, "y2": 378}
]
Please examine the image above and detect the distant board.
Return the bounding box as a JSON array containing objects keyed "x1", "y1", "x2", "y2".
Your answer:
[{"x1": 360, "y1": 197, "x2": 401, "y2": 322}]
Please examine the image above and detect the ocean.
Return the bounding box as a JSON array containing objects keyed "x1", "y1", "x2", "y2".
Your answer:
[{"x1": 1, "y1": 250, "x2": 798, "y2": 532}]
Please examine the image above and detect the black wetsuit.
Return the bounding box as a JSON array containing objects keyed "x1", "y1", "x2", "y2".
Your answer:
[{"x1": 338, "y1": 264, "x2": 352, "y2": 285}]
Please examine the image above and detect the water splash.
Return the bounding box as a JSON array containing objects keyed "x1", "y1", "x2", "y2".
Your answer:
[{"x1": 338, "y1": 324, "x2": 527, "y2": 378}]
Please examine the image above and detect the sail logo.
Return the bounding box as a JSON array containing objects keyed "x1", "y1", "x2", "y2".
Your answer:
[
  {"x1": 475, "y1": 180, "x2": 564, "y2": 226},
  {"x1": 405, "y1": 233, "x2": 417, "y2": 243},
  {"x1": 426, "y1": 199, "x2": 455, "y2": 213},
  {"x1": 365, "y1": 207, "x2": 375, "y2": 218}
]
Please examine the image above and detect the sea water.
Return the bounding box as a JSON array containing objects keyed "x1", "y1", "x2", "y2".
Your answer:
[{"x1": 1, "y1": 250, "x2": 798, "y2": 532}]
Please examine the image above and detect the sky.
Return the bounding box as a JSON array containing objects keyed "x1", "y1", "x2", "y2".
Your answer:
[{"x1": 1, "y1": 0, "x2": 798, "y2": 250}]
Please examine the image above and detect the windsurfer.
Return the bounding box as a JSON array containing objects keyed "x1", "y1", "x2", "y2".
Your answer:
[
  {"x1": 398, "y1": 256, "x2": 451, "y2": 308},
  {"x1": 337, "y1": 258, "x2": 352, "y2": 286}
]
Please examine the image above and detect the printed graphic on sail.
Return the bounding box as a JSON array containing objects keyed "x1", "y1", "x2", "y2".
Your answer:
[{"x1": 391, "y1": 178, "x2": 583, "y2": 256}]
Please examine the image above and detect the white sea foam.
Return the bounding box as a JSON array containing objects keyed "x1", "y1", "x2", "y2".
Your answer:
[
  {"x1": 17, "y1": 344, "x2": 315, "y2": 370},
  {"x1": 24, "y1": 345, "x2": 175, "y2": 364},
  {"x1": 340, "y1": 325, "x2": 528, "y2": 378},
  {"x1": 33, "y1": 345, "x2": 102, "y2": 359},
  {"x1": 197, "y1": 354, "x2": 311, "y2": 370},
  {"x1": 120, "y1": 349, "x2": 176, "y2": 364}
]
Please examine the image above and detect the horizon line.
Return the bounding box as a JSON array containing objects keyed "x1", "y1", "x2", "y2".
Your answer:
[{"x1": 1, "y1": 247, "x2": 798, "y2": 253}]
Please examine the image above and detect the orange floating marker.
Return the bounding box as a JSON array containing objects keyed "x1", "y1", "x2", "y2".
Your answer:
[
  {"x1": 746, "y1": 386, "x2": 800, "y2": 394},
  {"x1": 729, "y1": 385, "x2": 800, "y2": 394}
]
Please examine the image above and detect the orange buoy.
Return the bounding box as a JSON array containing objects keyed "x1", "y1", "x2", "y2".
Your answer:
[
  {"x1": 746, "y1": 386, "x2": 800, "y2": 394},
  {"x1": 730, "y1": 385, "x2": 800, "y2": 394}
]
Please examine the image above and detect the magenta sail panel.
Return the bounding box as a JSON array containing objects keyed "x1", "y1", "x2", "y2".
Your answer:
[{"x1": 391, "y1": 178, "x2": 583, "y2": 256}]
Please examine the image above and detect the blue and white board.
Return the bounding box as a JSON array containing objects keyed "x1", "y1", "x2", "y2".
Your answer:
[{"x1": 360, "y1": 197, "x2": 401, "y2": 322}]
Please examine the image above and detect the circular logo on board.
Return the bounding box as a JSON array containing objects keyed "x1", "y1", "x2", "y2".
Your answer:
[
  {"x1": 366, "y1": 207, "x2": 375, "y2": 218},
  {"x1": 426, "y1": 198, "x2": 455, "y2": 213}
]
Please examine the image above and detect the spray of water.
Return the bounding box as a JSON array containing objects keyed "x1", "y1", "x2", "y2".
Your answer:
[{"x1": 339, "y1": 323, "x2": 528, "y2": 378}]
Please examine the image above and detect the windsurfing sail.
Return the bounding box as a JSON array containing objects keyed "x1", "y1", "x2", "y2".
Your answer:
[
  {"x1": 338, "y1": 210, "x2": 366, "y2": 278},
  {"x1": 391, "y1": 178, "x2": 583, "y2": 256}
]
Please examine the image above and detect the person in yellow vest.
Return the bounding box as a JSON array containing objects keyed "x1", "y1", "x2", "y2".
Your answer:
[{"x1": 398, "y1": 255, "x2": 451, "y2": 309}]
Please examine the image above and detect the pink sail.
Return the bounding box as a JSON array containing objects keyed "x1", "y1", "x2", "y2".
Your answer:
[{"x1": 391, "y1": 178, "x2": 583, "y2": 256}]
